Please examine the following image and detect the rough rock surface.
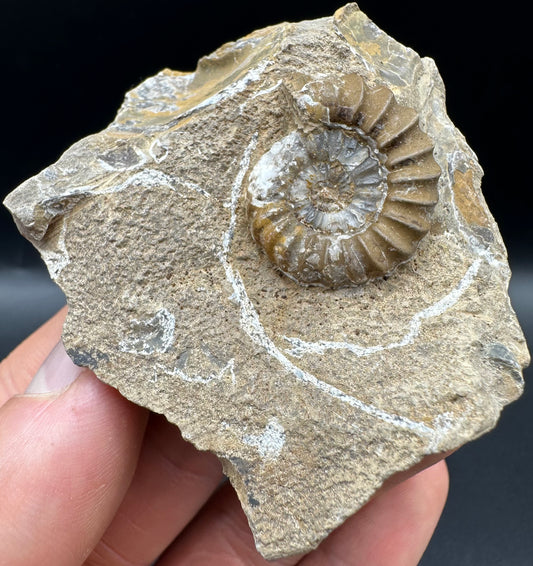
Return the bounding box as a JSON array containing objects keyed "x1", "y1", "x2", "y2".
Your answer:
[{"x1": 4, "y1": 4, "x2": 529, "y2": 559}]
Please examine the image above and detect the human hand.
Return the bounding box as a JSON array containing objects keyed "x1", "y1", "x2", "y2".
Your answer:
[{"x1": 0, "y1": 307, "x2": 448, "y2": 565}]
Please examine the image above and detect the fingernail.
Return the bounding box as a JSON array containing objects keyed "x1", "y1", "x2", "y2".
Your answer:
[{"x1": 25, "y1": 341, "x2": 83, "y2": 394}]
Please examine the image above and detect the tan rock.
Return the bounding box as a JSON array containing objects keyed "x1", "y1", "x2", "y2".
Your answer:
[{"x1": 4, "y1": 3, "x2": 529, "y2": 559}]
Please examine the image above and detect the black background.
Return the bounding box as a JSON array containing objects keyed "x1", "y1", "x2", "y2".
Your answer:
[{"x1": 0, "y1": 1, "x2": 531, "y2": 564}]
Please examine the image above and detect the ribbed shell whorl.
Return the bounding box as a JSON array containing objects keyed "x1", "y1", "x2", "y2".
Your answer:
[{"x1": 247, "y1": 73, "x2": 441, "y2": 288}]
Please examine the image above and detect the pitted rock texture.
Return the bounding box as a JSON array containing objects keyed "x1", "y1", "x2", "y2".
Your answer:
[{"x1": 4, "y1": 4, "x2": 529, "y2": 559}]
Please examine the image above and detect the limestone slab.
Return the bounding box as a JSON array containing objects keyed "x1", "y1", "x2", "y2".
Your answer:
[{"x1": 4, "y1": 4, "x2": 529, "y2": 559}]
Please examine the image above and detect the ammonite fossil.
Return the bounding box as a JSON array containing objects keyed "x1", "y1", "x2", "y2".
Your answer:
[{"x1": 247, "y1": 73, "x2": 441, "y2": 288}]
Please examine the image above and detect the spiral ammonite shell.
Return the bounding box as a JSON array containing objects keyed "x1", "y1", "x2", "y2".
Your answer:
[{"x1": 247, "y1": 73, "x2": 441, "y2": 288}]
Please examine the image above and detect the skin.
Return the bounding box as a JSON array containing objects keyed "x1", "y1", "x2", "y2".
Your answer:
[{"x1": 0, "y1": 307, "x2": 449, "y2": 565}]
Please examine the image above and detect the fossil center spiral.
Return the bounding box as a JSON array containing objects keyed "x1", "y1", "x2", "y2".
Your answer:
[{"x1": 290, "y1": 131, "x2": 388, "y2": 234}]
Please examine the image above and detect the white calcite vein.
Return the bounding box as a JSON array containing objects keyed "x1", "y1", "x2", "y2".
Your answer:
[{"x1": 283, "y1": 258, "x2": 482, "y2": 358}]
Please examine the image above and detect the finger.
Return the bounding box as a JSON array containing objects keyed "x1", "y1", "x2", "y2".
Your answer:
[
  {"x1": 0, "y1": 306, "x2": 67, "y2": 405},
  {"x1": 156, "y1": 482, "x2": 302, "y2": 566},
  {"x1": 85, "y1": 412, "x2": 224, "y2": 566},
  {"x1": 298, "y1": 459, "x2": 449, "y2": 566},
  {"x1": 0, "y1": 342, "x2": 148, "y2": 566}
]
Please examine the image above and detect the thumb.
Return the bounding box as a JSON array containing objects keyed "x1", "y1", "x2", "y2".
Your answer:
[{"x1": 0, "y1": 342, "x2": 147, "y2": 566}]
